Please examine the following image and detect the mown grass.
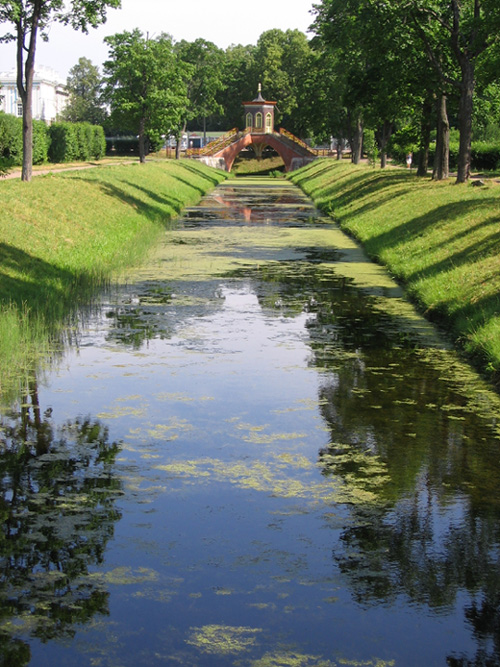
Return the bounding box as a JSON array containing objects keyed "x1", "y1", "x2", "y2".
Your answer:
[
  {"x1": 0, "y1": 159, "x2": 228, "y2": 403},
  {"x1": 290, "y1": 160, "x2": 500, "y2": 381}
]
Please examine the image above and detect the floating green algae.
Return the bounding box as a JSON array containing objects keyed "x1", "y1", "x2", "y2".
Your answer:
[{"x1": 186, "y1": 624, "x2": 262, "y2": 654}]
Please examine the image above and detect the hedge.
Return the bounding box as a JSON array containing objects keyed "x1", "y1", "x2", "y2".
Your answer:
[
  {"x1": 0, "y1": 112, "x2": 49, "y2": 165},
  {"x1": 48, "y1": 122, "x2": 106, "y2": 162},
  {"x1": 0, "y1": 113, "x2": 106, "y2": 166}
]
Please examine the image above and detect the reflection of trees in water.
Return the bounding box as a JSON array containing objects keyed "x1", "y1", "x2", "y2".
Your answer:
[
  {"x1": 245, "y1": 257, "x2": 500, "y2": 665},
  {"x1": 0, "y1": 379, "x2": 122, "y2": 664},
  {"x1": 104, "y1": 280, "x2": 225, "y2": 349},
  {"x1": 316, "y1": 350, "x2": 500, "y2": 665}
]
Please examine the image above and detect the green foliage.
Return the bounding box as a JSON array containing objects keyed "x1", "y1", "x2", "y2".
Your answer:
[
  {"x1": 48, "y1": 122, "x2": 106, "y2": 162},
  {"x1": 48, "y1": 122, "x2": 79, "y2": 162},
  {"x1": 175, "y1": 38, "x2": 226, "y2": 129},
  {"x1": 470, "y1": 142, "x2": 500, "y2": 171},
  {"x1": 0, "y1": 112, "x2": 22, "y2": 164},
  {"x1": 32, "y1": 120, "x2": 49, "y2": 164},
  {"x1": 0, "y1": 113, "x2": 48, "y2": 166},
  {"x1": 61, "y1": 57, "x2": 107, "y2": 125},
  {"x1": 103, "y1": 30, "x2": 189, "y2": 162},
  {"x1": 363, "y1": 129, "x2": 378, "y2": 167}
]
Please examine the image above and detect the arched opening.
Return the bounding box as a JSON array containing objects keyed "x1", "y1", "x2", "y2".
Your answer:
[
  {"x1": 255, "y1": 112, "x2": 263, "y2": 130},
  {"x1": 265, "y1": 113, "x2": 273, "y2": 133},
  {"x1": 245, "y1": 112, "x2": 253, "y2": 129},
  {"x1": 231, "y1": 142, "x2": 284, "y2": 175}
]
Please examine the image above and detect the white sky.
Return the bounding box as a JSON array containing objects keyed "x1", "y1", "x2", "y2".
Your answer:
[{"x1": 0, "y1": 0, "x2": 316, "y2": 80}]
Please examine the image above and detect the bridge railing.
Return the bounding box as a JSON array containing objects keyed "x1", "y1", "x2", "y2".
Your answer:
[
  {"x1": 186, "y1": 128, "x2": 240, "y2": 157},
  {"x1": 278, "y1": 128, "x2": 316, "y2": 155},
  {"x1": 278, "y1": 128, "x2": 337, "y2": 157}
]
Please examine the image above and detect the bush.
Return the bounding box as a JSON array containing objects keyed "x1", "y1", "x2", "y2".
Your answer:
[
  {"x1": 48, "y1": 122, "x2": 79, "y2": 162},
  {"x1": 91, "y1": 125, "x2": 106, "y2": 160},
  {"x1": 48, "y1": 121, "x2": 106, "y2": 162},
  {"x1": 0, "y1": 113, "x2": 49, "y2": 165},
  {"x1": 32, "y1": 120, "x2": 49, "y2": 164},
  {"x1": 0, "y1": 112, "x2": 23, "y2": 164},
  {"x1": 0, "y1": 114, "x2": 108, "y2": 165},
  {"x1": 470, "y1": 142, "x2": 500, "y2": 171}
]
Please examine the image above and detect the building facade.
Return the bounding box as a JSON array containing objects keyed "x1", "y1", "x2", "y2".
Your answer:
[{"x1": 0, "y1": 66, "x2": 68, "y2": 122}]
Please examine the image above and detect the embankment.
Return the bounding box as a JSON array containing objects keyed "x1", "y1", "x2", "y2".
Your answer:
[
  {"x1": 290, "y1": 160, "x2": 500, "y2": 383},
  {"x1": 0, "y1": 160, "x2": 227, "y2": 403}
]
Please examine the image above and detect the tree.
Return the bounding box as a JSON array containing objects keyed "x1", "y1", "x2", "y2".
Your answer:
[
  {"x1": 251, "y1": 29, "x2": 312, "y2": 135},
  {"x1": 219, "y1": 43, "x2": 256, "y2": 130},
  {"x1": 0, "y1": 0, "x2": 121, "y2": 182},
  {"x1": 406, "y1": 0, "x2": 500, "y2": 182},
  {"x1": 61, "y1": 56, "x2": 106, "y2": 125},
  {"x1": 103, "y1": 30, "x2": 189, "y2": 163},
  {"x1": 175, "y1": 38, "x2": 226, "y2": 143}
]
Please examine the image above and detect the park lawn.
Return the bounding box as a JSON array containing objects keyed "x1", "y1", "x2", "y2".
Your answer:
[
  {"x1": 290, "y1": 160, "x2": 500, "y2": 380},
  {"x1": 0, "y1": 159, "x2": 227, "y2": 403}
]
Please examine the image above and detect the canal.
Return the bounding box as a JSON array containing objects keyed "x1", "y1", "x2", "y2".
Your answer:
[{"x1": 2, "y1": 177, "x2": 500, "y2": 666}]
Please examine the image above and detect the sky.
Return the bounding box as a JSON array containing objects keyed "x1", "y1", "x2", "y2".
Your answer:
[{"x1": 0, "y1": 0, "x2": 316, "y2": 80}]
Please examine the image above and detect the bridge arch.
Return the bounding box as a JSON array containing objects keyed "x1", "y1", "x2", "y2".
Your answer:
[{"x1": 218, "y1": 132, "x2": 311, "y2": 173}]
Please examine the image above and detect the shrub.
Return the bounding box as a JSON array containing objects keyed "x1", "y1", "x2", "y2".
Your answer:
[
  {"x1": 32, "y1": 120, "x2": 49, "y2": 164},
  {"x1": 0, "y1": 112, "x2": 23, "y2": 164},
  {"x1": 48, "y1": 122, "x2": 79, "y2": 162},
  {"x1": 91, "y1": 125, "x2": 106, "y2": 160}
]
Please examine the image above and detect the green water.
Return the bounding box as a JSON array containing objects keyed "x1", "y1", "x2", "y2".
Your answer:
[{"x1": 1, "y1": 177, "x2": 500, "y2": 666}]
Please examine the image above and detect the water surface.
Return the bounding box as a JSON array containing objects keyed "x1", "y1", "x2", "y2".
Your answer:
[{"x1": 1, "y1": 177, "x2": 500, "y2": 666}]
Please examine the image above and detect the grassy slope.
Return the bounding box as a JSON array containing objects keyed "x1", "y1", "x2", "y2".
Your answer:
[
  {"x1": 0, "y1": 159, "x2": 227, "y2": 403},
  {"x1": 0, "y1": 160, "x2": 227, "y2": 312},
  {"x1": 289, "y1": 160, "x2": 500, "y2": 380}
]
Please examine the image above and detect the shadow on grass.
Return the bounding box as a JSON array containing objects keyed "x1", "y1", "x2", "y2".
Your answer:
[
  {"x1": 370, "y1": 200, "x2": 500, "y2": 269},
  {"x1": 178, "y1": 160, "x2": 228, "y2": 186},
  {"x1": 0, "y1": 242, "x2": 91, "y2": 317}
]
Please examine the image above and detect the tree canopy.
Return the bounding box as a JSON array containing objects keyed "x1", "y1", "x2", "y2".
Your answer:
[
  {"x1": 103, "y1": 30, "x2": 189, "y2": 163},
  {"x1": 0, "y1": 0, "x2": 121, "y2": 180}
]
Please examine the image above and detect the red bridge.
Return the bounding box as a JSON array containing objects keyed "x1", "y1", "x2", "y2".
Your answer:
[{"x1": 186, "y1": 86, "x2": 325, "y2": 173}]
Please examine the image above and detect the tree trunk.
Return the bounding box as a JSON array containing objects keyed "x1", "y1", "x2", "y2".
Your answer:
[
  {"x1": 456, "y1": 59, "x2": 475, "y2": 183},
  {"x1": 176, "y1": 121, "x2": 187, "y2": 159},
  {"x1": 138, "y1": 116, "x2": 147, "y2": 163},
  {"x1": 378, "y1": 120, "x2": 392, "y2": 169},
  {"x1": 432, "y1": 94, "x2": 449, "y2": 181},
  {"x1": 335, "y1": 137, "x2": 343, "y2": 160},
  {"x1": 417, "y1": 99, "x2": 432, "y2": 177},
  {"x1": 17, "y1": 3, "x2": 42, "y2": 183},
  {"x1": 348, "y1": 114, "x2": 363, "y2": 164}
]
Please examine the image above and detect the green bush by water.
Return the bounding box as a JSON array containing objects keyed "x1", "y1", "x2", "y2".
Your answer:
[{"x1": 289, "y1": 160, "x2": 500, "y2": 382}]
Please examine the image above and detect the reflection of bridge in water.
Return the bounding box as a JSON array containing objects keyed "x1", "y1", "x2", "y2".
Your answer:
[{"x1": 187, "y1": 85, "x2": 333, "y2": 172}]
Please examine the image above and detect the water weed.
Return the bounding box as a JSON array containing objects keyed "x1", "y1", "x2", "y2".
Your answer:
[{"x1": 290, "y1": 161, "x2": 500, "y2": 383}]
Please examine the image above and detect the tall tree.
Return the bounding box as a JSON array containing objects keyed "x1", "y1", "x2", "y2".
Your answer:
[
  {"x1": 0, "y1": 0, "x2": 121, "y2": 181},
  {"x1": 220, "y1": 43, "x2": 256, "y2": 130},
  {"x1": 251, "y1": 29, "x2": 311, "y2": 134},
  {"x1": 175, "y1": 38, "x2": 226, "y2": 142},
  {"x1": 61, "y1": 57, "x2": 106, "y2": 125},
  {"x1": 406, "y1": 0, "x2": 500, "y2": 182},
  {"x1": 103, "y1": 30, "x2": 189, "y2": 163}
]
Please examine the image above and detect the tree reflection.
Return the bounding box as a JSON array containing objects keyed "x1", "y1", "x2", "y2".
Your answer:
[
  {"x1": 0, "y1": 381, "x2": 122, "y2": 662},
  {"x1": 245, "y1": 254, "x2": 500, "y2": 665},
  {"x1": 315, "y1": 345, "x2": 500, "y2": 665}
]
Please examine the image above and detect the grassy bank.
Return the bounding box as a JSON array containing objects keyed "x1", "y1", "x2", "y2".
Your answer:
[
  {"x1": 290, "y1": 160, "x2": 500, "y2": 381},
  {"x1": 0, "y1": 159, "x2": 227, "y2": 403}
]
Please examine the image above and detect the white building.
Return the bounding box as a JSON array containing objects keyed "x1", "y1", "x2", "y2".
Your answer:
[{"x1": 0, "y1": 66, "x2": 68, "y2": 122}]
